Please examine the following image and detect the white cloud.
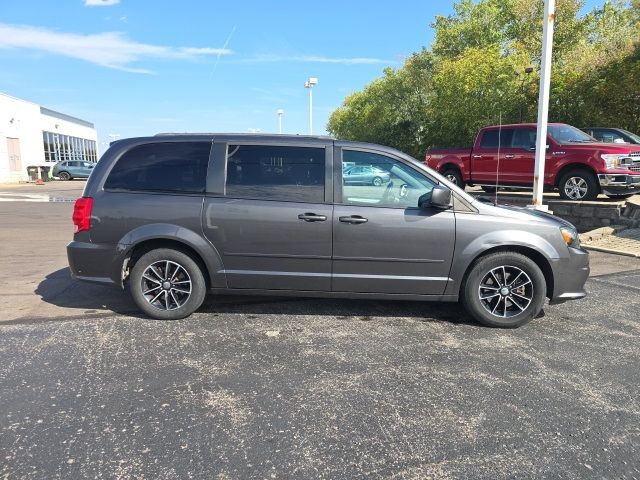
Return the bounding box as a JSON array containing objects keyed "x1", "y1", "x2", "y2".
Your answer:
[
  {"x1": 241, "y1": 54, "x2": 392, "y2": 65},
  {"x1": 84, "y1": 0, "x2": 121, "y2": 6},
  {"x1": 0, "y1": 23, "x2": 233, "y2": 74}
]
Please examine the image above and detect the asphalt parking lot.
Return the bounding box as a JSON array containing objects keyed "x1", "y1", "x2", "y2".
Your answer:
[{"x1": 1, "y1": 181, "x2": 640, "y2": 479}]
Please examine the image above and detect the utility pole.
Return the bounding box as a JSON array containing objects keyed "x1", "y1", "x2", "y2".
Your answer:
[{"x1": 530, "y1": 0, "x2": 555, "y2": 211}]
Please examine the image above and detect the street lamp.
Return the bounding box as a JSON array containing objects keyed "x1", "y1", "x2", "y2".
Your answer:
[
  {"x1": 304, "y1": 77, "x2": 318, "y2": 134},
  {"x1": 515, "y1": 66, "x2": 534, "y2": 123},
  {"x1": 276, "y1": 109, "x2": 284, "y2": 134}
]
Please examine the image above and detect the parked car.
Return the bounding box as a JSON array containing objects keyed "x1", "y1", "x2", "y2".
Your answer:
[
  {"x1": 52, "y1": 160, "x2": 95, "y2": 180},
  {"x1": 343, "y1": 165, "x2": 391, "y2": 186},
  {"x1": 425, "y1": 123, "x2": 640, "y2": 200},
  {"x1": 581, "y1": 127, "x2": 640, "y2": 145},
  {"x1": 68, "y1": 134, "x2": 589, "y2": 328}
]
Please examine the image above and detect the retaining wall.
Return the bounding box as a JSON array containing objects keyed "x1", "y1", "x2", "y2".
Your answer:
[{"x1": 470, "y1": 194, "x2": 640, "y2": 233}]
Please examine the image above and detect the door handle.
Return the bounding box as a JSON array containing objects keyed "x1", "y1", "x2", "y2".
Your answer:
[
  {"x1": 298, "y1": 213, "x2": 327, "y2": 222},
  {"x1": 339, "y1": 215, "x2": 368, "y2": 224},
  {"x1": 472, "y1": 154, "x2": 482, "y2": 159},
  {"x1": 504, "y1": 154, "x2": 515, "y2": 159}
]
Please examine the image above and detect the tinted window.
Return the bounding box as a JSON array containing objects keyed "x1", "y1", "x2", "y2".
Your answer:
[
  {"x1": 592, "y1": 130, "x2": 627, "y2": 143},
  {"x1": 342, "y1": 150, "x2": 436, "y2": 208},
  {"x1": 511, "y1": 128, "x2": 536, "y2": 149},
  {"x1": 105, "y1": 142, "x2": 211, "y2": 193},
  {"x1": 226, "y1": 145, "x2": 325, "y2": 203},
  {"x1": 479, "y1": 129, "x2": 514, "y2": 148}
]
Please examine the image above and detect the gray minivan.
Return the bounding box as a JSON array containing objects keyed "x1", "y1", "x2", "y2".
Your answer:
[{"x1": 67, "y1": 134, "x2": 589, "y2": 327}]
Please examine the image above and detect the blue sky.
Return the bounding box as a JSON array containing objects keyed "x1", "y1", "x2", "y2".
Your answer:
[{"x1": 1, "y1": 0, "x2": 606, "y2": 152}]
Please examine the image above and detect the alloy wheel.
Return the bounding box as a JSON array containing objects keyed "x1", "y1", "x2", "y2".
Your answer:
[
  {"x1": 445, "y1": 173, "x2": 458, "y2": 184},
  {"x1": 563, "y1": 177, "x2": 588, "y2": 200},
  {"x1": 140, "y1": 260, "x2": 192, "y2": 311},
  {"x1": 478, "y1": 265, "x2": 533, "y2": 318}
]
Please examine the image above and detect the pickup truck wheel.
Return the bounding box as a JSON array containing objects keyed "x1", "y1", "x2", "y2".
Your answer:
[
  {"x1": 129, "y1": 248, "x2": 207, "y2": 320},
  {"x1": 441, "y1": 168, "x2": 465, "y2": 188},
  {"x1": 462, "y1": 252, "x2": 546, "y2": 328},
  {"x1": 559, "y1": 170, "x2": 598, "y2": 201}
]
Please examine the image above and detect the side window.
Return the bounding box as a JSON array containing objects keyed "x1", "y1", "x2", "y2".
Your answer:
[
  {"x1": 599, "y1": 131, "x2": 626, "y2": 143},
  {"x1": 341, "y1": 150, "x2": 436, "y2": 209},
  {"x1": 104, "y1": 142, "x2": 211, "y2": 193},
  {"x1": 225, "y1": 144, "x2": 325, "y2": 203},
  {"x1": 479, "y1": 129, "x2": 514, "y2": 148},
  {"x1": 511, "y1": 129, "x2": 536, "y2": 149}
]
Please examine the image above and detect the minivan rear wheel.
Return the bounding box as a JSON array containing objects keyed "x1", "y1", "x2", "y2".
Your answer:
[
  {"x1": 130, "y1": 248, "x2": 206, "y2": 320},
  {"x1": 462, "y1": 252, "x2": 546, "y2": 328}
]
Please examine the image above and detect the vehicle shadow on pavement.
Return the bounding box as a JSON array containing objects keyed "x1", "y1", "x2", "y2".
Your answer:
[
  {"x1": 35, "y1": 267, "x2": 137, "y2": 317},
  {"x1": 197, "y1": 295, "x2": 477, "y2": 326},
  {"x1": 35, "y1": 268, "x2": 477, "y2": 326}
]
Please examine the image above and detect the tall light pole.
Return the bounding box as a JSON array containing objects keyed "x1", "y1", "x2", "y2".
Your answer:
[
  {"x1": 516, "y1": 66, "x2": 534, "y2": 123},
  {"x1": 277, "y1": 109, "x2": 284, "y2": 134},
  {"x1": 304, "y1": 77, "x2": 318, "y2": 134},
  {"x1": 530, "y1": 0, "x2": 555, "y2": 211}
]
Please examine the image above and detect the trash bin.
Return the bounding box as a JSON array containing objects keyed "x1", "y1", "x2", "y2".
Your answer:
[
  {"x1": 26, "y1": 166, "x2": 38, "y2": 182},
  {"x1": 41, "y1": 166, "x2": 51, "y2": 182}
]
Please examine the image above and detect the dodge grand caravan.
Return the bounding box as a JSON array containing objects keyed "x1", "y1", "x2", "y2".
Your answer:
[{"x1": 67, "y1": 134, "x2": 589, "y2": 328}]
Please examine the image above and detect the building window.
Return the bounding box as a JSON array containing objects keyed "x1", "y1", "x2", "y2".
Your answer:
[{"x1": 42, "y1": 131, "x2": 97, "y2": 163}]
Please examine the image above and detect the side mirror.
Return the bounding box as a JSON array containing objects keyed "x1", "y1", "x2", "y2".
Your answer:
[{"x1": 419, "y1": 185, "x2": 452, "y2": 210}]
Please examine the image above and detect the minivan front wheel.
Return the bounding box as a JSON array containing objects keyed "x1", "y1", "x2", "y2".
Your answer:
[
  {"x1": 462, "y1": 252, "x2": 546, "y2": 328},
  {"x1": 130, "y1": 248, "x2": 206, "y2": 320}
]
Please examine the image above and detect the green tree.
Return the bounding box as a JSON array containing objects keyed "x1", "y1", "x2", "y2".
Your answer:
[
  {"x1": 327, "y1": 50, "x2": 435, "y2": 158},
  {"x1": 327, "y1": 0, "x2": 640, "y2": 152}
]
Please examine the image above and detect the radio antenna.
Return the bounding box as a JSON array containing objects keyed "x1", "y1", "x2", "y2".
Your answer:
[{"x1": 494, "y1": 112, "x2": 502, "y2": 205}]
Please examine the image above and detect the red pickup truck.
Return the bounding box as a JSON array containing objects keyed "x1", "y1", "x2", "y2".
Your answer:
[{"x1": 425, "y1": 123, "x2": 640, "y2": 200}]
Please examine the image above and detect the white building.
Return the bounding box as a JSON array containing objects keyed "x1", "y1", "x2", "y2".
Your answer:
[{"x1": 0, "y1": 93, "x2": 98, "y2": 183}]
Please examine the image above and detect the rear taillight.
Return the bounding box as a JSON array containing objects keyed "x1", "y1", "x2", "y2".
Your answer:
[{"x1": 72, "y1": 197, "x2": 93, "y2": 233}]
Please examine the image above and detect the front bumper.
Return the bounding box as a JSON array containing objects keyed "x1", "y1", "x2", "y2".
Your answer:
[
  {"x1": 598, "y1": 173, "x2": 640, "y2": 196},
  {"x1": 548, "y1": 246, "x2": 590, "y2": 304}
]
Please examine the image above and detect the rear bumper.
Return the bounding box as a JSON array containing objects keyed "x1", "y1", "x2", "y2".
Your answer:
[
  {"x1": 598, "y1": 173, "x2": 640, "y2": 196},
  {"x1": 67, "y1": 241, "x2": 122, "y2": 287},
  {"x1": 548, "y1": 246, "x2": 590, "y2": 303}
]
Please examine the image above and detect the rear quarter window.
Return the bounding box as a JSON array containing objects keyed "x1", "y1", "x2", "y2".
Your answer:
[{"x1": 104, "y1": 142, "x2": 211, "y2": 193}]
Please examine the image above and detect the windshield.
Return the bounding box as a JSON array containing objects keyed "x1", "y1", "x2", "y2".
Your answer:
[
  {"x1": 548, "y1": 125, "x2": 595, "y2": 144},
  {"x1": 620, "y1": 129, "x2": 640, "y2": 144}
]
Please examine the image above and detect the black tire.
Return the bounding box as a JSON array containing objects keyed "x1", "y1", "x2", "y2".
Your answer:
[
  {"x1": 461, "y1": 252, "x2": 546, "y2": 328},
  {"x1": 441, "y1": 168, "x2": 465, "y2": 188},
  {"x1": 58, "y1": 171, "x2": 71, "y2": 181},
  {"x1": 372, "y1": 176, "x2": 383, "y2": 187},
  {"x1": 129, "y1": 248, "x2": 207, "y2": 320},
  {"x1": 558, "y1": 169, "x2": 599, "y2": 201},
  {"x1": 481, "y1": 186, "x2": 497, "y2": 193}
]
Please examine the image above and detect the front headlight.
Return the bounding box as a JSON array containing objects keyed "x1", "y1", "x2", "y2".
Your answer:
[
  {"x1": 601, "y1": 154, "x2": 628, "y2": 169},
  {"x1": 560, "y1": 226, "x2": 579, "y2": 248}
]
